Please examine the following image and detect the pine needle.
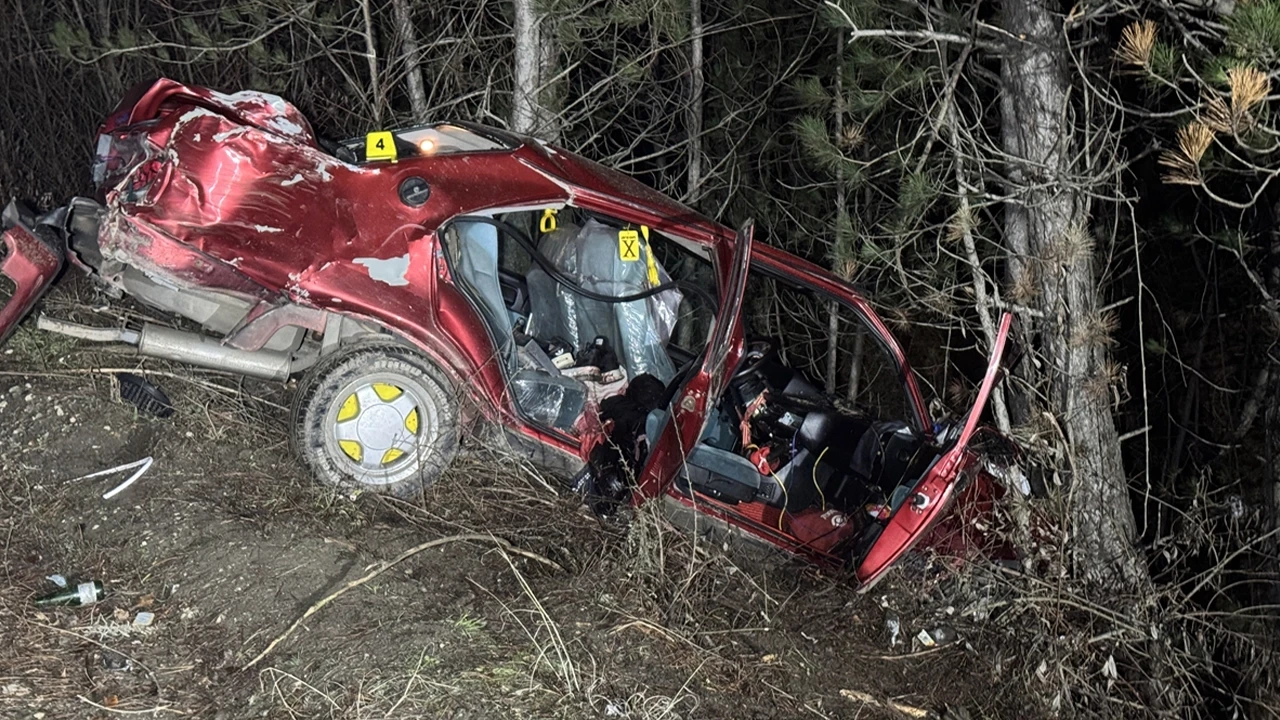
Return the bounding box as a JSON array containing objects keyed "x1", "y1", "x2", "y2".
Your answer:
[
  {"x1": 1206, "y1": 65, "x2": 1269, "y2": 134},
  {"x1": 1116, "y1": 20, "x2": 1157, "y2": 68},
  {"x1": 1204, "y1": 95, "x2": 1234, "y2": 134},
  {"x1": 1159, "y1": 122, "x2": 1214, "y2": 185},
  {"x1": 1229, "y1": 65, "x2": 1269, "y2": 113},
  {"x1": 944, "y1": 203, "x2": 976, "y2": 244},
  {"x1": 840, "y1": 123, "x2": 864, "y2": 152},
  {"x1": 1059, "y1": 224, "x2": 1096, "y2": 266},
  {"x1": 1009, "y1": 267, "x2": 1040, "y2": 305},
  {"x1": 795, "y1": 114, "x2": 857, "y2": 178},
  {"x1": 1071, "y1": 311, "x2": 1120, "y2": 349},
  {"x1": 837, "y1": 257, "x2": 857, "y2": 281}
]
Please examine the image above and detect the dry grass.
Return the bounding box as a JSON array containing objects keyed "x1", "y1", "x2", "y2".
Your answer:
[{"x1": 0, "y1": 280, "x2": 1074, "y2": 719}]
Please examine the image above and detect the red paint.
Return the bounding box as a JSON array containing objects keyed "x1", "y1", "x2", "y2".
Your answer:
[
  {"x1": 0, "y1": 224, "x2": 64, "y2": 345},
  {"x1": 855, "y1": 314, "x2": 1013, "y2": 589}
]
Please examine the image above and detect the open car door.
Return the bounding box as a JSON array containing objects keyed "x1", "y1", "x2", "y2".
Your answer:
[
  {"x1": 636, "y1": 220, "x2": 753, "y2": 498},
  {"x1": 855, "y1": 313, "x2": 1014, "y2": 589}
]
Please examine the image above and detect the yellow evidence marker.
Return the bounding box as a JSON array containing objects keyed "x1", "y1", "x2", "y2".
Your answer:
[
  {"x1": 365, "y1": 131, "x2": 397, "y2": 162},
  {"x1": 619, "y1": 229, "x2": 641, "y2": 262}
]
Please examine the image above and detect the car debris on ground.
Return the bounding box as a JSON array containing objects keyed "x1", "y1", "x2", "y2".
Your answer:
[{"x1": 34, "y1": 580, "x2": 104, "y2": 607}]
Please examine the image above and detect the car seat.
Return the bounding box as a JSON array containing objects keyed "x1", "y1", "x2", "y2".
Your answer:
[
  {"x1": 644, "y1": 408, "x2": 764, "y2": 503},
  {"x1": 453, "y1": 221, "x2": 515, "y2": 372},
  {"x1": 454, "y1": 220, "x2": 587, "y2": 431},
  {"x1": 525, "y1": 219, "x2": 677, "y2": 382}
]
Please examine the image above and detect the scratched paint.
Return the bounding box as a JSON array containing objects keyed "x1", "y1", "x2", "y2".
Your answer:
[
  {"x1": 353, "y1": 254, "x2": 411, "y2": 286},
  {"x1": 212, "y1": 127, "x2": 251, "y2": 143}
]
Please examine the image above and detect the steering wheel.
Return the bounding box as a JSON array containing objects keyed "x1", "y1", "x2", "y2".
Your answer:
[
  {"x1": 659, "y1": 339, "x2": 777, "y2": 410},
  {"x1": 733, "y1": 339, "x2": 777, "y2": 380}
]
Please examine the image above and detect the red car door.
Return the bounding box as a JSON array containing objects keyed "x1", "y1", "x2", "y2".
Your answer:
[
  {"x1": 855, "y1": 312, "x2": 1014, "y2": 589},
  {"x1": 635, "y1": 220, "x2": 753, "y2": 498}
]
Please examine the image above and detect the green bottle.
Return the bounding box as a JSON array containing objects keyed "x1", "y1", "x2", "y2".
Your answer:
[{"x1": 35, "y1": 581, "x2": 104, "y2": 607}]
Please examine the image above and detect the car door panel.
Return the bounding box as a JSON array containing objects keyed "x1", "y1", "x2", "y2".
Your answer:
[
  {"x1": 636, "y1": 221, "x2": 753, "y2": 498},
  {"x1": 855, "y1": 313, "x2": 1013, "y2": 589}
]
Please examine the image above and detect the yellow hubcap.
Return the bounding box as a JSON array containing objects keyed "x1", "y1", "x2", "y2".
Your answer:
[{"x1": 332, "y1": 381, "x2": 422, "y2": 470}]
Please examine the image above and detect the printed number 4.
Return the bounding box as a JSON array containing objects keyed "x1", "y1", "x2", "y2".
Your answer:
[{"x1": 376, "y1": 138, "x2": 386, "y2": 150}]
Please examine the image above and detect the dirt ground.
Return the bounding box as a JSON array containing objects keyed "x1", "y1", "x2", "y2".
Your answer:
[{"x1": 0, "y1": 282, "x2": 1038, "y2": 720}]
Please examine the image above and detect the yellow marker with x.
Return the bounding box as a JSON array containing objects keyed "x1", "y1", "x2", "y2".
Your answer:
[{"x1": 619, "y1": 229, "x2": 641, "y2": 262}]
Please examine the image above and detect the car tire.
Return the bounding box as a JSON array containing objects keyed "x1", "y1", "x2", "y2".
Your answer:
[{"x1": 292, "y1": 342, "x2": 458, "y2": 498}]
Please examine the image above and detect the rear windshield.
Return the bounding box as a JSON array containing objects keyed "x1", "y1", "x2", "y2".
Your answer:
[{"x1": 338, "y1": 123, "x2": 515, "y2": 163}]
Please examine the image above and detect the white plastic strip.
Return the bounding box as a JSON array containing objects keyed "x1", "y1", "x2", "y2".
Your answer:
[{"x1": 67, "y1": 457, "x2": 154, "y2": 499}]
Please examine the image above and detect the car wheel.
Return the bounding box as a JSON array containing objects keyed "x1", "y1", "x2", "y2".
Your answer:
[{"x1": 292, "y1": 343, "x2": 458, "y2": 498}]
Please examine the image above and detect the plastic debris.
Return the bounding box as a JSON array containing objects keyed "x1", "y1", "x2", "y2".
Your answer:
[
  {"x1": 67, "y1": 457, "x2": 154, "y2": 499},
  {"x1": 133, "y1": 611, "x2": 155, "y2": 627},
  {"x1": 116, "y1": 372, "x2": 174, "y2": 418},
  {"x1": 885, "y1": 613, "x2": 902, "y2": 647},
  {"x1": 914, "y1": 625, "x2": 958, "y2": 649},
  {"x1": 45, "y1": 574, "x2": 67, "y2": 588}
]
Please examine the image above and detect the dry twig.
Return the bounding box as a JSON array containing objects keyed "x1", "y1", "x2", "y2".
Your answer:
[{"x1": 242, "y1": 532, "x2": 558, "y2": 669}]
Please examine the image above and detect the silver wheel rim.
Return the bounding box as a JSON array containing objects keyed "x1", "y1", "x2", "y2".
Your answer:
[{"x1": 324, "y1": 372, "x2": 439, "y2": 485}]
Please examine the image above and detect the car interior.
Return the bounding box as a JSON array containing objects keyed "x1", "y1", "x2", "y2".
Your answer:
[{"x1": 441, "y1": 207, "x2": 944, "y2": 549}]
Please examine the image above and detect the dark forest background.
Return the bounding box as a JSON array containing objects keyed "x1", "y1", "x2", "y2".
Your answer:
[{"x1": 3, "y1": 0, "x2": 1280, "y2": 715}]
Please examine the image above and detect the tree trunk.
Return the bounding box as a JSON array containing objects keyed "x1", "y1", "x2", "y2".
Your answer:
[
  {"x1": 999, "y1": 0, "x2": 1145, "y2": 588},
  {"x1": 826, "y1": 30, "x2": 846, "y2": 396},
  {"x1": 847, "y1": 329, "x2": 865, "y2": 403},
  {"x1": 512, "y1": 0, "x2": 539, "y2": 135},
  {"x1": 686, "y1": 0, "x2": 704, "y2": 204},
  {"x1": 391, "y1": 0, "x2": 427, "y2": 122},
  {"x1": 512, "y1": 0, "x2": 557, "y2": 139},
  {"x1": 537, "y1": 12, "x2": 560, "y2": 143},
  {"x1": 359, "y1": 0, "x2": 382, "y2": 124}
]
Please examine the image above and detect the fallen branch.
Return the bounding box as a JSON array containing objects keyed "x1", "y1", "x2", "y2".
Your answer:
[
  {"x1": 839, "y1": 689, "x2": 928, "y2": 718},
  {"x1": 242, "y1": 533, "x2": 559, "y2": 669}
]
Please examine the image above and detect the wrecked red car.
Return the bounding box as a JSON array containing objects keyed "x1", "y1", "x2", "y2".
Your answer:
[{"x1": 0, "y1": 79, "x2": 1019, "y2": 588}]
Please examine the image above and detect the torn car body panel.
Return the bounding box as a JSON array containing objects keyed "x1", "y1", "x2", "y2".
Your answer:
[
  {"x1": 0, "y1": 205, "x2": 65, "y2": 345},
  {"x1": 855, "y1": 313, "x2": 1014, "y2": 588},
  {"x1": 637, "y1": 221, "x2": 752, "y2": 499}
]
